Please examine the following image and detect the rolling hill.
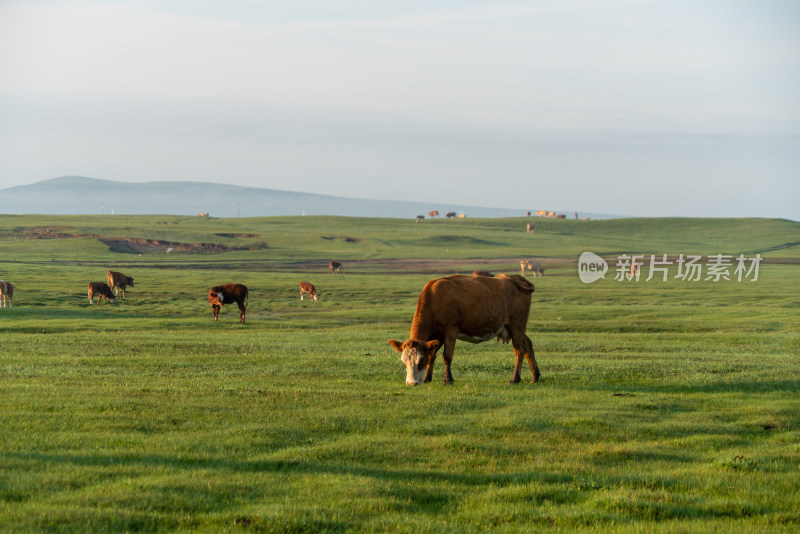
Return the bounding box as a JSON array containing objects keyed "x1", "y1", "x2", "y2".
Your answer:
[{"x1": 0, "y1": 176, "x2": 612, "y2": 219}]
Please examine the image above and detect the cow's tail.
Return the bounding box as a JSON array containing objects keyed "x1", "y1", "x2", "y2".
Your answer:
[
  {"x1": 497, "y1": 273, "x2": 535, "y2": 294},
  {"x1": 245, "y1": 288, "x2": 249, "y2": 308}
]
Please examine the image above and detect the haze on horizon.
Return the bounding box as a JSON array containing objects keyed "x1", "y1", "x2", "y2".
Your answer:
[{"x1": 1, "y1": 0, "x2": 798, "y2": 220}]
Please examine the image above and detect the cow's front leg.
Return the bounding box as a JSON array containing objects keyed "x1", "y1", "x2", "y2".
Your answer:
[{"x1": 423, "y1": 360, "x2": 434, "y2": 383}]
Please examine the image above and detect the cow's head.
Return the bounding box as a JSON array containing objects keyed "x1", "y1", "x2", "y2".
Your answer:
[
  {"x1": 207, "y1": 290, "x2": 224, "y2": 307},
  {"x1": 388, "y1": 339, "x2": 441, "y2": 386},
  {"x1": 128, "y1": 277, "x2": 135, "y2": 287}
]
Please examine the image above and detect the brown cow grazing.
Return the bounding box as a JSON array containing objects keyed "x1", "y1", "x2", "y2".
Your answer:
[
  {"x1": 388, "y1": 274, "x2": 539, "y2": 385},
  {"x1": 428, "y1": 210, "x2": 439, "y2": 218},
  {"x1": 0, "y1": 280, "x2": 14, "y2": 308},
  {"x1": 88, "y1": 282, "x2": 116, "y2": 304},
  {"x1": 107, "y1": 270, "x2": 134, "y2": 299},
  {"x1": 445, "y1": 211, "x2": 457, "y2": 218},
  {"x1": 329, "y1": 261, "x2": 342, "y2": 274},
  {"x1": 299, "y1": 281, "x2": 318, "y2": 301},
  {"x1": 472, "y1": 270, "x2": 494, "y2": 277},
  {"x1": 208, "y1": 284, "x2": 248, "y2": 323}
]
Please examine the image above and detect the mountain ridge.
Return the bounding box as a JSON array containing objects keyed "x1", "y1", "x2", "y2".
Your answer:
[{"x1": 0, "y1": 176, "x2": 615, "y2": 219}]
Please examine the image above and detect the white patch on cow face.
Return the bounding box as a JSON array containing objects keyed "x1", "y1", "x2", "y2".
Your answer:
[
  {"x1": 217, "y1": 292, "x2": 224, "y2": 304},
  {"x1": 401, "y1": 346, "x2": 427, "y2": 386}
]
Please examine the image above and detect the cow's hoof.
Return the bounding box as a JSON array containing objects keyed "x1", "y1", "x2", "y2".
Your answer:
[{"x1": 509, "y1": 377, "x2": 521, "y2": 385}]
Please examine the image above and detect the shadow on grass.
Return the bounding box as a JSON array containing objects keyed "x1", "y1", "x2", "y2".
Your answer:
[
  {"x1": 0, "y1": 307, "x2": 170, "y2": 333},
  {"x1": 584, "y1": 380, "x2": 800, "y2": 395},
  {"x1": 4, "y1": 450, "x2": 774, "y2": 523}
]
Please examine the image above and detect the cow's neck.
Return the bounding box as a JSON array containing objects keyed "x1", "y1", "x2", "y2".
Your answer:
[{"x1": 409, "y1": 293, "x2": 437, "y2": 341}]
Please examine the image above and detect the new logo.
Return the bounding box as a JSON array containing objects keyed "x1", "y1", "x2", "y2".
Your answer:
[{"x1": 578, "y1": 252, "x2": 608, "y2": 283}]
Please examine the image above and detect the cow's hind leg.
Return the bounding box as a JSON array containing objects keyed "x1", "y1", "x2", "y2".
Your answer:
[
  {"x1": 238, "y1": 302, "x2": 246, "y2": 323},
  {"x1": 523, "y1": 335, "x2": 540, "y2": 382},
  {"x1": 510, "y1": 331, "x2": 539, "y2": 384}
]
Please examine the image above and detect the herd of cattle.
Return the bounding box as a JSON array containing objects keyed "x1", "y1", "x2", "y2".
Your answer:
[
  {"x1": 3, "y1": 258, "x2": 546, "y2": 385},
  {"x1": 417, "y1": 210, "x2": 466, "y2": 220},
  {"x1": 80, "y1": 261, "x2": 346, "y2": 324}
]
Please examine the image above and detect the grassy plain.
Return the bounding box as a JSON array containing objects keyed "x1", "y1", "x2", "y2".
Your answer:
[{"x1": 0, "y1": 214, "x2": 798, "y2": 532}]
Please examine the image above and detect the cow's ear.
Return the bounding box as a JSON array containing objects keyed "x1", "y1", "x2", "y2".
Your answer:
[
  {"x1": 387, "y1": 339, "x2": 404, "y2": 353},
  {"x1": 425, "y1": 340, "x2": 441, "y2": 352}
]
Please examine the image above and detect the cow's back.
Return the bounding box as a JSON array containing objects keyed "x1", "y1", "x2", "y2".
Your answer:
[{"x1": 413, "y1": 274, "x2": 533, "y2": 337}]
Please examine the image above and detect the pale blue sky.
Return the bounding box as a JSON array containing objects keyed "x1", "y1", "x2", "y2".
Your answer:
[{"x1": 1, "y1": 0, "x2": 798, "y2": 218}]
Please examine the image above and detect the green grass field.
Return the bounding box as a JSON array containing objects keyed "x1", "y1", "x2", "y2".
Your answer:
[{"x1": 1, "y1": 215, "x2": 798, "y2": 532}]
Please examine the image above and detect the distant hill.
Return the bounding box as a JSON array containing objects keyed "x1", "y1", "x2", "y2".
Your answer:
[{"x1": 0, "y1": 176, "x2": 613, "y2": 219}]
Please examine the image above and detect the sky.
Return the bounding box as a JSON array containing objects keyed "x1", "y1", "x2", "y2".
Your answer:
[{"x1": 0, "y1": 0, "x2": 798, "y2": 219}]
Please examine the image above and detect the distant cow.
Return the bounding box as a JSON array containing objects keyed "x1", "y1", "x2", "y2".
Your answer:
[
  {"x1": 388, "y1": 274, "x2": 539, "y2": 385},
  {"x1": 107, "y1": 270, "x2": 134, "y2": 299},
  {"x1": 207, "y1": 283, "x2": 248, "y2": 323},
  {"x1": 472, "y1": 270, "x2": 494, "y2": 277},
  {"x1": 88, "y1": 282, "x2": 115, "y2": 304},
  {"x1": 416, "y1": 215, "x2": 425, "y2": 220},
  {"x1": 556, "y1": 214, "x2": 566, "y2": 219},
  {"x1": 526, "y1": 222, "x2": 535, "y2": 233},
  {"x1": 428, "y1": 210, "x2": 440, "y2": 218},
  {"x1": 299, "y1": 281, "x2": 318, "y2": 301},
  {"x1": 445, "y1": 211, "x2": 457, "y2": 218},
  {"x1": 457, "y1": 213, "x2": 466, "y2": 218},
  {"x1": 329, "y1": 261, "x2": 342, "y2": 274},
  {"x1": 0, "y1": 280, "x2": 14, "y2": 308},
  {"x1": 520, "y1": 260, "x2": 545, "y2": 277}
]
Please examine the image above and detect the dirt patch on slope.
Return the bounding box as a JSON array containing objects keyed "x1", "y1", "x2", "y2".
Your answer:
[
  {"x1": 98, "y1": 237, "x2": 266, "y2": 254},
  {"x1": 215, "y1": 233, "x2": 260, "y2": 238},
  {"x1": 3, "y1": 226, "x2": 266, "y2": 254},
  {"x1": 9, "y1": 226, "x2": 77, "y2": 239}
]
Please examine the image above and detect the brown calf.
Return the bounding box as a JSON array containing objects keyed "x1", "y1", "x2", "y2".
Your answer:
[
  {"x1": 0, "y1": 280, "x2": 14, "y2": 308},
  {"x1": 329, "y1": 261, "x2": 342, "y2": 274},
  {"x1": 428, "y1": 210, "x2": 439, "y2": 218},
  {"x1": 88, "y1": 282, "x2": 116, "y2": 304},
  {"x1": 299, "y1": 281, "x2": 318, "y2": 301},
  {"x1": 107, "y1": 270, "x2": 134, "y2": 299},
  {"x1": 208, "y1": 283, "x2": 248, "y2": 323},
  {"x1": 388, "y1": 274, "x2": 538, "y2": 386}
]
